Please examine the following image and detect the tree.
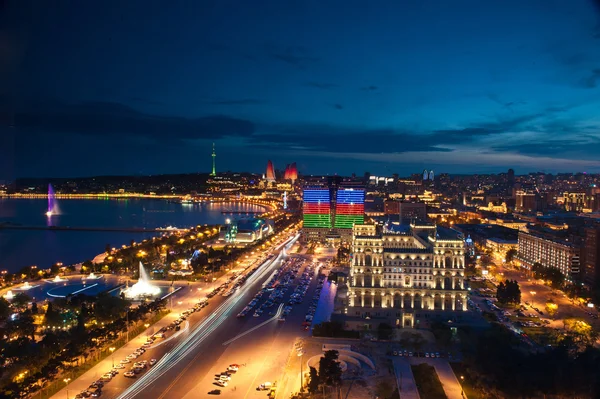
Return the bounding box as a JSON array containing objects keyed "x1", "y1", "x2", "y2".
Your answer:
[
  {"x1": 318, "y1": 350, "x2": 342, "y2": 387},
  {"x1": 308, "y1": 366, "x2": 320, "y2": 393},
  {"x1": 0, "y1": 297, "x2": 11, "y2": 321},
  {"x1": 11, "y1": 293, "x2": 31, "y2": 312},
  {"x1": 505, "y1": 248, "x2": 518, "y2": 264},
  {"x1": 545, "y1": 302, "x2": 558, "y2": 318},
  {"x1": 375, "y1": 381, "x2": 396, "y2": 399},
  {"x1": 430, "y1": 321, "x2": 453, "y2": 348},
  {"x1": 377, "y1": 323, "x2": 394, "y2": 340}
]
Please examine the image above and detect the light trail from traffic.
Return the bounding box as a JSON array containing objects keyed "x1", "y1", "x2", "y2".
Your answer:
[{"x1": 117, "y1": 234, "x2": 299, "y2": 399}]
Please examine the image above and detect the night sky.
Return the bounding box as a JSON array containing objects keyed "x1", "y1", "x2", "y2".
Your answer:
[{"x1": 1, "y1": 0, "x2": 600, "y2": 179}]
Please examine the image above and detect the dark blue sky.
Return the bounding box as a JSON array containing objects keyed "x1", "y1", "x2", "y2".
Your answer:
[{"x1": 1, "y1": 0, "x2": 600, "y2": 178}]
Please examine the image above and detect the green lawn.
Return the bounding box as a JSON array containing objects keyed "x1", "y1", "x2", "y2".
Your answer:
[
  {"x1": 521, "y1": 327, "x2": 556, "y2": 346},
  {"x1": 411, "y1": 363, "x2": 447, "y2": 399}
]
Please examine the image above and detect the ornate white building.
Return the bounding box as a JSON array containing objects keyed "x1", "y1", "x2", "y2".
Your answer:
[{"x1": 347, "y1": 222, "x2": 468, "y2": 328}]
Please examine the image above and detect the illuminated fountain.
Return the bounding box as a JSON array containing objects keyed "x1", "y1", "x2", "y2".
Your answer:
[
  {"x1": 123, "y1": 262, "x2": 161, "y2": 299},
  {"x1": 45, "y1": 184, "x2": 60, "y2": 217},
  {"x1": 4, "y1": 290, "x2": 14, "y2": 300},
  {"x1": 82, "y1": 272, "x2": 102, "y2": 281},
  {"x1": 18, "y1": 282, "x2": 35, "y2": 290},
  {"x1": 52, "y1": 275, "x2": 66, "y2": 283}
]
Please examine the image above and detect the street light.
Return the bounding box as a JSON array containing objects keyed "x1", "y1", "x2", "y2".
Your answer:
[
  {"x1": 460, "y1": 376, "x2": 465, "y2": 397},
  {"x1": 63, "y1": 378, "x2": 71, "y2": 399},
  {"x1": 297, "y1": 347, "x2": 304, "y2": 393},
  {"x1": 109, "y1": 347, "x2": 116, "y2": 367},
  {"x1": 530, "y1": 291, "x2": 537, "y2": 308}
]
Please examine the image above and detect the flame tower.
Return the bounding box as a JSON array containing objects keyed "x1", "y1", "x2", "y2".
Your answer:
[{"x1": 266, "y1": 160, "x2": 276, "y2": 182}]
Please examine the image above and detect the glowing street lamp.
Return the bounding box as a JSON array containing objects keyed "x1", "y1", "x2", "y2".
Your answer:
[
  {"x1": 64, "y1": 378, "x2": 71, "y2": 399},
  {"x1": 109, "y1": 347, "x2": 116, "y2": 367}
]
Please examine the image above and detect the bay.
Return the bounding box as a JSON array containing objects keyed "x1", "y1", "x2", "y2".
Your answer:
[{"x1": 0, "y1": 198, "x2": 265, "y2": 273}]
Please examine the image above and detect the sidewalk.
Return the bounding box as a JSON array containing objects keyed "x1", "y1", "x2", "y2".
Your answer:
[
  {"x1": 391, "y1": 358, "x2": 420, "y2": 399},
  {"x1": 408, "y1": 358, "x2": 466, "y2": 399}
]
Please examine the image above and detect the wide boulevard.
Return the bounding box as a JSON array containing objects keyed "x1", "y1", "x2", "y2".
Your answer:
[{"x1": 50, "y1": 230, "x2": 306, "y2": 399}]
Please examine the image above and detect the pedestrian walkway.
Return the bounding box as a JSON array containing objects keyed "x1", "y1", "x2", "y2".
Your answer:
[
  {"x1": 408, "y1": 358, "x2": 466, "y2": 399},
  {"x1": 391, "y1": 358, "x2": 420, "y2": 399}
]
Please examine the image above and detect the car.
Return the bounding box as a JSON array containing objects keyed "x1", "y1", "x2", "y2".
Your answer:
[
  {"x1": 124, "y1": 371, "x2": 136, "y2": 378},
  {"x1": 257, "y1": 382, "x2": 273, "y2": 391},
  {"x1": 435, "y1": 352, "x2": 440, "y2": 358},
  {"x1": 120, "y1": 358, "x2": 131, "y2": 364},
  {"x1": 90, "y1": 381, "x2": 104, "y2": 389},
  {"x1": 425, "y1": 352, "x2": 430, "y2": 358},
  {"x1": 208, "y1": 390, "x2": 221, "y2": 395},
  {"x1": 227, "y1": 365, "x2": 239, "y2": 371},
  {"x1": 113, "y1": 364, "x2": 125, "y2": 369},
  {"x1": 126, "y1": 354, "x2": 137, "y2": 360},
  {"x1": 408, "y1": 352, "x2": 413, "y2": 357},
  {"x1": 218, "y1": 375, "x2": 231, "y2": 382},
  {"x1": 215, "y1": 380, "x2": 228, "y2": 387},
  {"x1": 149, "y1": 358, "x2": 157, "y2": 366},
  {"x1": 99, "y1": 375, "x2": 112, "y2": 382},
  {"x1": 109, "y1": 369, "x2": 118, "y2": 376}
]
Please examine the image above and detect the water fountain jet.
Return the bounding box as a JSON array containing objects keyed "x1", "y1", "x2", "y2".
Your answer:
[{"x1": 123, "y1": 262, "x2": 161, "y2": 299}]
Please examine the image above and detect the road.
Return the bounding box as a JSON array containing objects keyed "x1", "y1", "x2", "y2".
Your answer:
[
  {"x1": 115, "y1": 233, "x2": 302, "y2": 399},
  {"x1": 50, "y1": 230, "x2": 300, "y2": 399}
]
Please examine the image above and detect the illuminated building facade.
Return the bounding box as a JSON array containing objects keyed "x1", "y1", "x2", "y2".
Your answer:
[
  {"x1": 517, "y1": 230, "x2": 580, "y2": 282},
  {"x1": 302, "y1": 187, "x2": 331, "y2": 242},
  {"x1": 266, "y1": 160, "x2": 276, "y2": 182},
  {"x1": 283, "y1": 163, "x2": 298, "y2": 183},
  {"x1": 334, "y1": 188, "x2": 365, "y2": 228},
  {"x1": 346, "y1": 222, "x2": 468, "y2": 328}
]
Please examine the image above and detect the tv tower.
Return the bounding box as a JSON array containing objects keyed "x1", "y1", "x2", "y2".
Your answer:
[{"x1": 210, "y1": 143, "x2": 216, "y2": 176}]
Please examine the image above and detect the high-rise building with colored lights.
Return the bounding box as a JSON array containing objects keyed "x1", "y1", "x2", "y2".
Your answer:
[
  {"x1": 303, "y1": 187, "x2": 331, "y2": 228},
  {"x1": 334, "y1": 188, "x2": 365, "y2": 228},
  {"x1": 266, "y1": 160, "x2": 276, "y2": 182}
]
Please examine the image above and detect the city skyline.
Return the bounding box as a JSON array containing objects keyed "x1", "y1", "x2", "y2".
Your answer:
[{"x1": 1, "y1": 1, "x2": 600, "y2": 178}]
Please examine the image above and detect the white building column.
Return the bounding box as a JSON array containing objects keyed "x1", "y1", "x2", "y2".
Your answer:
[
  {"x1": 462, "y1": 295, "x2": 468, "y2": 311},
  {"x1": 360, "y1": 293, "x2": 364, "y2": 307},
  {"x1": 371, "y1": 295, "x2": 375, "y2": 308},
  {"x1": 410, "y1": 294, "x2": 414, "y2": 309},
  {"x1": 451, "y1": 295, "x2": 456, "y2": 310}
]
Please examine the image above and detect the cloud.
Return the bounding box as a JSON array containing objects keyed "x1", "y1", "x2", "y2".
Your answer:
[
  {"x1": 581, "y1": 69, "x2": 600, "y2": 88},
  {"x1": 249, "y1": 126, "x2": 453, "y2": 154},
  {"x1": 361, "y1": 85, "x2": 378, "y2": 91},
  {"x1": 204, "y1": 98, "x2": 266, "y2": 105},
  {"x1": 304, "y1": 81, "x2": 338, "y2": 90},
  {"x1": 266, "y1": 44, "x2": 319, "y2": 69},
  {"x1": 15, "y1": 101, "x2": 256, "y2": 142},
  {"x1": 129, "y1": 97, "x2": 164, "y2": 106}
]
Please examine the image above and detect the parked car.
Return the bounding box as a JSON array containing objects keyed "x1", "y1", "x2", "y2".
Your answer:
[{"x1": 124, "y1": 371, "x2": 136, "y2": 378}]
